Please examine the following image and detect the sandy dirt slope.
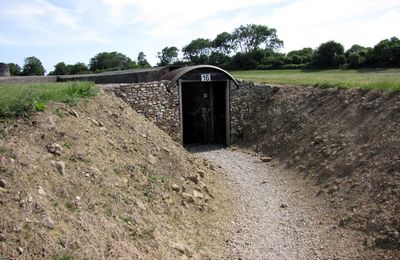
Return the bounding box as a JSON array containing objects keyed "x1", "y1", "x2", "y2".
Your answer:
[
  {"x1": 192, "y1": 145, "x2": 400, "y2": 259},
  {"x1": 0, "y1": 91, "x2": 233, "y2": 259}
]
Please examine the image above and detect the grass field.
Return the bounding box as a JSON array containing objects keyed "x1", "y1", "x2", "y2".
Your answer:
[
  {"x1": 230, "y1": 69, "x2": 400, "y2": 91},
  {"x1": 0, "y1": 82, "x2": 98, "y2": 117}
]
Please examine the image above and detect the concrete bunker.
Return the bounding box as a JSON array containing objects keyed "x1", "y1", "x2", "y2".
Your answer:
[{"x1": 162, "y1": 65, "x2": 238, "y2": 146}]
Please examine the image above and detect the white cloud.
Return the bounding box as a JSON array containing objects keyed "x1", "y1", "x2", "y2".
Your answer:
[{"x1": 262, "y1": 0, "x2": 400, "y2": 51}]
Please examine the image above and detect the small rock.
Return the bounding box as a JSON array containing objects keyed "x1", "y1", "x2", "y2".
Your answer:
[
  {"x1": 187, "y1": 175, "x2": 199, "y2": 184},
  {"x1": 43, "y1": 216, "x2": 55, "y2": 229},
  {"x1": 280, "y1": 203, "x2": 288, "y2": 208},
  {"x1": 162, "y1": 147, "x2": 171, "y2": 154},
  {"x1": 0, "y1": 233, "x2": 5, "y2": 241},
  {"x1": 193, "y1": 190, "x2": 203, "y2": 199},
  {"x1": 69, "y1": 110, "x2": 79, "y2": 118},
  {"x1": 261, "y1": 180, "x2": 267, "y2": 184},
  {"x1": 46, "y1": 143, "x2": 62, "y2": 156},
  {"x1": 316, "y1": 189, "x2": 324, "y2": 196},
  {"x1": 90, "y1": 118, "x2": 100, "y2": 126},
  {"x1": 182, "y1": 193, "x2": 195, "y2": 203},
  {"x1": 172, "y1": 243, "x2": 192, "y2": 257},
  {"x1": 75, "y1": 196, "x2": 81, "y2": 202},
  {"x1": 172, "y1": 184, "x2": 180, "y2": 192},
  {"x1": 172, "y1": 243, "x2": 186, "y2": 254},
  {"x1": 0, "y1": 179, "x2": 6, "y2": 188},
  {"x1": 327, "y1": 185, "x2": 339, "y2": 194},
  {"x1": 136, "y1": 200, "x2": 146, "y2": 210},
  {"x1": 37, "y1": 186, "x2": 46, "y2": 196},
  {"x1": 147, "y1": 154, "x2": 158, "y2": 165},
  {"x1": 197, "y1": 170, "x2": 205, "y2": 178},
  {"x1": 17, "y1": 247, "x2": 24, "y2": 254},
  {"x1": 260, "y1": 156, "x2": 272, "y2": 163},
  {"x1": 51, "y1": 161, "x2": 66, "y2": 175}
]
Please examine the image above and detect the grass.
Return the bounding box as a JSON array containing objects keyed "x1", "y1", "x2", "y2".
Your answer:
[
  {"x1": 0, "y1": 81, "x2": 98, "y2": 117},
  {"x1": 230, "y1": 68, "x2": 400, "y2": 91}
]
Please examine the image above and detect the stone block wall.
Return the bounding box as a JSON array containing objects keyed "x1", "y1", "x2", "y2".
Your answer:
[
  {"x1": 101, "y1": 81, "x2": 181, "y2": 142},
  {"x1": 102, "y1": 80, "x2": 279, "y2": 145}
]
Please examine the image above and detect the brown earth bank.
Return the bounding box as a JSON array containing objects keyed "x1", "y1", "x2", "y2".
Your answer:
[
  {"x1": 236, "y1": 84, "x2": 400, "y2": 253},
  {"x1": 0, "y1": 91, "x2": 233, "y2": 259}
]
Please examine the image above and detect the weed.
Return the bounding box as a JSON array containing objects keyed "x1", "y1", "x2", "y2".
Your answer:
[
  {"x1": 147, "y1": 174, "x2": 157, "y2": 183},
  {"x1": 0, "y1": 145, "x2": 16, "y2": 159},
  {"x1": 122, "y1": 216, "x2": 134, "y2": 224},
  {"x1": 113, "y1": 168, "x2": 122, "y2": 174},
  {"x1": 103, "y1": 204, "x2": 113, "y2": 217},
  {"x1": 34, "y1": 102, "x2": 46, "y2": 111},
  {"x1": 65, "y1": 202, "x2": 76, "y2": 212},
  {"x1": 143, "y1": 188, "x2": 155, "y2": 200},
  {"x1": 52, "y1": 201, "x2": 59, "y2": 208},
  {"x1": 139, "y1": 164, "x2": 150, "y2": 175},
  {"x1": 63, "y1": 142, "x2": 72, "y2": 149},
  {"x1": 53, "y1": 108, "x2": 64, "y2": 118},
  {"x1": 159, "y1": 175, "x2": 167, "y2": 183},
  {"x1": 23, "y1": 223, "x2": 31, "y2": 231}
]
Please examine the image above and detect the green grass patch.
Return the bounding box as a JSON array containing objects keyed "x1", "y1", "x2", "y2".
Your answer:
[
  {"x1": 0, "y1": 81, "x2": 98, "y2": 117},
  {"x1": 230, "y1": 69, "x2": 400, "y2": 91}
]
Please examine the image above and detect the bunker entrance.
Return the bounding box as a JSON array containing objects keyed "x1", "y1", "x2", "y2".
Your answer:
[{"x1": 181, "y1": 81, "x2": 227, "y2": 145}]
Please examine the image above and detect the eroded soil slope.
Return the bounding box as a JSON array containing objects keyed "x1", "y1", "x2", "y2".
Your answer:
[
  {"x1": 238, "y1": 85, "x2": 400, "y2": 251},
  {"x1": 0, "y1": 92, "x2": 232, "y2": 259}
]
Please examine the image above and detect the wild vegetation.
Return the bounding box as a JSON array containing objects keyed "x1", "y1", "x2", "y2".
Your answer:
[
  {"x1": 0, "y1": 82, "x2": 98, "y2": 117},
  {"x1": 231, "y1": 69, "x2": 400, "y2": 91}
]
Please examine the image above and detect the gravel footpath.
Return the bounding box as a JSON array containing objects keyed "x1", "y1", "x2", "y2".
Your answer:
[{"x1": 190, "y1": 145, "x2": 371, "y2": 260}]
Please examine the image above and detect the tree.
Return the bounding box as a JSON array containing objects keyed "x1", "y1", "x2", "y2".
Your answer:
[
  {"x1": 370, "y1": 37, "x2": 400, "y2": 67},
  {"x1": 213, "y1": 32, "x2": 234, "y2": 55},
  {"x1": 137, "y1": 52, "x2": 151, "y2": 68},
  {"x1": 69, "y1": 62, "x2": 89, "y2": 74},
  {"x1": 345, "y1": 45, "x2": 368, "y2": 68},
  {"x1": 8, "y1": 63, "x2": 22, "y2": 76},
  {"x1": 89, "y1": 52, "x2": 136, "y2": 72},
  {"x1": 286, "y1": 48, "x2": 314, "y2": 64},
  {"x1": 182, "y1": 38, "x2": 213, "y2": 64},
  {"x1": 232, "y1": 24, "x2": 283, "y2": 53},
  {"x1": 208, "y1": 51, "x2": 230, "y2": 68},
  {"x1": 230, "y1": 49, "x2": 267, "y2": 70},
  {"x1": 312, "y1": 41, "x2": 345, "y2": 68},
  {"x1": 50, "y1": 62, "x2": 69, "y2": 75},
  {"x1": 22, "y1": 56, "x2": 45, "y2": 76},
  {"x1": 50, "y1": 62, "x2": 89, "y2": 75},
  {"x1": 157, "y1": 46, "x2": 179, "y2": 66}
]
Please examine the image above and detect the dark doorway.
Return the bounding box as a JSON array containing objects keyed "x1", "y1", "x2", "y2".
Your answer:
[{"x1": 181, "y1": 81, "x2": 227, "y2": 145}]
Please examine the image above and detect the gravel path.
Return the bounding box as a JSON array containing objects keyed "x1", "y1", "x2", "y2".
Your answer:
[{"x1": 190, "y1": 145, "x2": 369, "y2": 260}]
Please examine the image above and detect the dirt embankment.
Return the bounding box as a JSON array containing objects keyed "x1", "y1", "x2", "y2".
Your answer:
[
  {"x1": 238, "y1": 85, "x2": 400, "y2": 250},
  {"x1": 0, "y1": 92, "x2": 233, "y2": 259}
]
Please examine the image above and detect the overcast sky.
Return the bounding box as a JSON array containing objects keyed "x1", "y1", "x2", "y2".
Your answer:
[{"x1": 0, "y1": 0, "x2": 399, "y2": 73}]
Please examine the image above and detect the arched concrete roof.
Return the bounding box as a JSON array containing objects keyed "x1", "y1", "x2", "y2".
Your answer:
[{"x1": 161, "y1": 65, "x2": 239, "y2": 88}]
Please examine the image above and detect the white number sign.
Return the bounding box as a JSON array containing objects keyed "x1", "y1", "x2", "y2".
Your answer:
[{"x1": 201, "y1": 74, "x2": 211, "y2": 81}]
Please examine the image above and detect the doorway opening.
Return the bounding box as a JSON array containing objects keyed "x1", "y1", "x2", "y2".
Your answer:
[{"x1": 181, "y1": 81, "x2": 228, "y2": 145}]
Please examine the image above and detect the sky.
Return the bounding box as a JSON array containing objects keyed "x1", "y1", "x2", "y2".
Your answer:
[{"x1": 0, "y1": 0, "x2": 399, "y2": 73}]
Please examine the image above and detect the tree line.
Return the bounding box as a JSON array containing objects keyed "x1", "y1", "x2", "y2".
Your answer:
[
  {"x1": 7, "y1": 24, "x2": 400, "y2": 75},
  {"x1": 8, "y1": 51, "x2": 151, "y2": 76}
]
